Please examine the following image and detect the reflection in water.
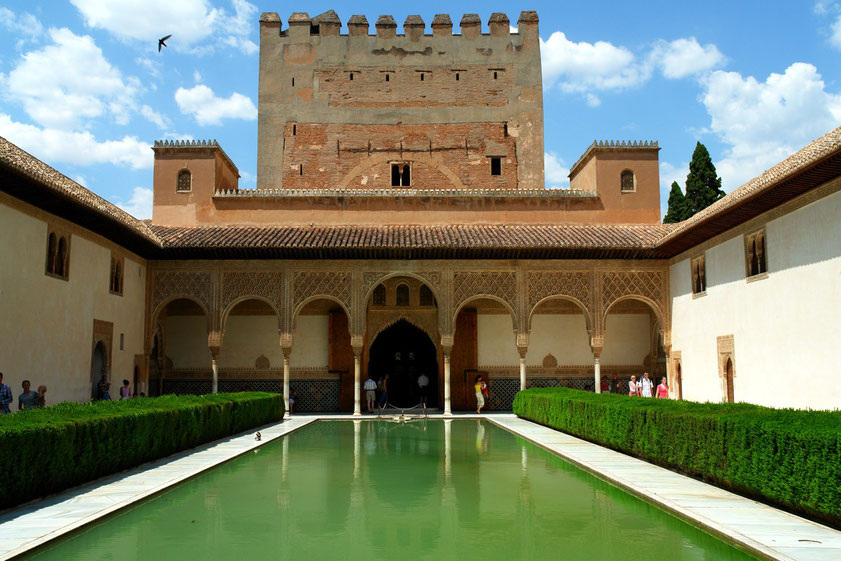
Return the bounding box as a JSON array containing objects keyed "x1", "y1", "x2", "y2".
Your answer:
[{"x1": 24, "y1": 421, "x2": 758, "y2": 561}]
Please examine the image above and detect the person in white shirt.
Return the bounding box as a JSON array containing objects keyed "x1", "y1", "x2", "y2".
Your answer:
[
  {"x1": 640, "y1": 372, "x2": 653, "y2": 398},
  {"x1": 363, "y1": 377, "x2": 378, "y2": 412},
  {"x1": 417, "y1": 373, "x2": 429, "y2": 409}
]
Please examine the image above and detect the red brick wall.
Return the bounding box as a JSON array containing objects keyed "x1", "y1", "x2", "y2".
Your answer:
[
  {"x1": 282, "y1": 122, "x2": 517, "y2": 190},
  {"x1": 317, "y1": 65, "x2": 512, "y2": 108}
]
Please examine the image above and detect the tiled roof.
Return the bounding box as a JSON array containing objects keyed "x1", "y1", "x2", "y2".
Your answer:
[
  {"x1": 0, "y1": 136, "x2": 160, "y2": 245},
  {"x1": 656, "y1": 124, "x2": 841, "y2": 254},
  {"x1": 150, "y1": 223, "x2": 674, "y2": 259}
]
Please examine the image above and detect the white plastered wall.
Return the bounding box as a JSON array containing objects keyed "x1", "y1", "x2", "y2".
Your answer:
[
  {"x1": 0, "y1": 201, "x2": 147, "y2": 405},
  {"x1": 670, "y1": 187, "x2": 841, "y2": 409},
  {"x1": 166, "y1": 316, "x2": 211, "y2": 369},
  {"x1": 601, "y1": 314, "x2": 652, "y2": 365}
]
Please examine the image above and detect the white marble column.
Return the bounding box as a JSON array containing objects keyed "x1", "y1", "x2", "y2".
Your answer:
[
  {"x1": 519, "y1": 356, "x2": 527, "y2": 391},
  {"x1": 353, "y1": 351, "x2": 362, "y2": 416},
  {"x1": 443, "y1": 352, "x2": 452, "y2": 416},
  {"x1": 594, "y1": 355, "x2": 601, "y2": 394},
  {"x1": 282, "y1": 352, "x2": 291, "y2": 418},
  {"x1": 211, "y1": 357, "x2": 219, "y2": 394}
]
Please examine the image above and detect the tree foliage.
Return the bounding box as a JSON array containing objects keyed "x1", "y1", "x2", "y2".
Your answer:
[
  {"x1": 663, "y1": 181, "x2": 687, "y2": 223},
  {"x1": 664, "y1": 142, "x2": 725, "y2": 223}
]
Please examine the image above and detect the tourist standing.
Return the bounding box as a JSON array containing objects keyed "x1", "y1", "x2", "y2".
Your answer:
[
  {"x1": 97, "y1": 375, "x2": 111, "y2": 400},
  {"x1": 378, "y1": 374, "x2": 389, "y2": 408},
  {"x1": 656, "y1": 377, "x2": 670, "y2": 399},
  {"x1": 474, "y1": 375, "x2": 486, "y2": 414},
  {"x1": 120, "y1": 379, "x2": 131, "y2": 400},
  {"x1": 417, "y1": 372, "x2": 429, "y2": 408},
  {"x1": 0, "y1": 372, "x2": 12, "y2": 414},
  {"x1": 363, "y1": 377, "x2": 377, "y2": 412},
  {"x1": 640, "y1": 372, "x2": 653, "y2": 398},
  {"x1": 35, "y1": 385, "x2": 47, "y2": 408},
  {"x1": 609, "y1": 373, "x2": 619, "y2": 394},
  {"x1": 600, "y1": 376, "x2": 610, "y2": 393},
  {"x1": 18, "y1": 380, "x2": 38, "y2": 410},
  {"x1": 628, "y1": 375, "x2": 639, "y2": 396}
]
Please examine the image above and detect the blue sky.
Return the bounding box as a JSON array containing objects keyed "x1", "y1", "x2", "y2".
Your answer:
[{"x1": 1, "y1": 1, "x2": 841, "y2": 219}]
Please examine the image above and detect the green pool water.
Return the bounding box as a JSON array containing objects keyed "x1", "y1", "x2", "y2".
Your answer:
[{"x1": 25, "y1": 420, "x2": 756, "y2": 560}]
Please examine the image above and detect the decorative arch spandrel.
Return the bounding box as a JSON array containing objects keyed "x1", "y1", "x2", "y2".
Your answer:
[
  {"x1": 220, "y1": 272, "x2": 284, "y2": 331},
  {"x1": 526, "y1": 271, "x2": 594, "y2": 330},
  {"x1": 151, "y1": 271, "x2": 213, "y2": 325},
  {"x1": 600, "y1": 270, "x2": 667, "y2": 327},
  {"x1": 452, "y1": 271, "x2": 519, "y2": 327}
]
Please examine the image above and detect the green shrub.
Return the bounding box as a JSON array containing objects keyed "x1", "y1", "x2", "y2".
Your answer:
[
  {"x1": 513, "y1": 388, "x2": 841, "y2": 526},
  {"x1": 0, "y1": 392, "x2": 284, "y2": 509}
]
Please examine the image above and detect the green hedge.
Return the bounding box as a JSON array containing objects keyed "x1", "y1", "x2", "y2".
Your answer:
[
  {"x1": 0, "y1": 392, "x2": 284, "y2": 509},
  {"x1": 513, "y1": 388, "x2": 841, "y2": 526}
]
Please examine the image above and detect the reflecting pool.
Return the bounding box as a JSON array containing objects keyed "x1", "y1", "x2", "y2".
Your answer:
[{"x1": 25, "y1": 420, "x2": 757, "y2": 560}]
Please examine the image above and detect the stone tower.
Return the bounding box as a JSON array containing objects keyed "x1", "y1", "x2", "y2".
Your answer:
[{"x1": 256, "y1": 10, "x2": 544, "y2": 191}]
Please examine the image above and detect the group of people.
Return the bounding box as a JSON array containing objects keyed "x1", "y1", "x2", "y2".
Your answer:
[
  {"x1": 362, "y1": 372, "x2": 431, "y2": 412},
  {"x1": 603, "y1": 372, "x2": 669, "y2": 398},
  {"x1": 96, "y1": 375, "x2": 134, "y2": 401},
  {"x1": 0, "y1": 372, "x2": 47, "y2": 413}
]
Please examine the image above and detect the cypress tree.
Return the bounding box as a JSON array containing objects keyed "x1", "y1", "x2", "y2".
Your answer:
[
  {"x1": 683, "y1": 141, "x2": 725, "y2": 217},
  {"x1": 663, "y1": 181, "x2": 687, "y2": 223}
]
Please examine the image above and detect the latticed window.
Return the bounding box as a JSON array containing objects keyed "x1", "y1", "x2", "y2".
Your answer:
[
  {"x1": 177, "y1": 169, "x2": 192, "y2": 192},
  {"x1": 419, "y1": 285, "x2": 435, "y2": 306},
  {"x1": 396, "y1": 284, "x2": 410, "y2": 306},
  {"x1": 110, "y1": 255, "x2": 123, "y2": 295},
  {"x1": 621, "y1": 170, "x2": 635, "y2": 192},
  {"x1": 372, "y1": 284, "x2": 386, "y2": 306}
]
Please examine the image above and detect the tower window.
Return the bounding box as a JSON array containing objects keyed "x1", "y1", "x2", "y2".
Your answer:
[
  {"x1": 391, "y1": 163, "x2": 411, "y2": 187},
  {"x1": 292, "y1": 124, "x2": 296, "y2": 136},
  {"x1": 177, "y1": 169, "x2": 191, "y2": 192},
  {"x1": 420, "y1": 73, "x2": 424, "y2": 81},
  {"x1": 620, "y1": 170, "x2": 635, "y2": 192},
  {"x1": 299, "y1": 164, "x2": 303, "y2": 176},
  {"x1": 349, "y1": 72, "x2": 354, "y2": 81},
  {"x1": 490, "y1": 157, "x2": 502, "y2": 176},
  {"x1": 385, "y1": 74, "x2": 390, "y2": 82},
  {"x1": 456, "y1": 72, "x2": 460, "y2": 81},
  {"x1": 292, "y1": 77, "x2": 295, "y2": 87},
  {"x1": 493, "y1": 71, "x2": 498, "y2": 80}
]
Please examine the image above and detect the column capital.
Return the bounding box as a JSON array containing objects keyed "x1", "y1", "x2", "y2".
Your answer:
[
  {"x1": 207, "y1": 331, "x2": 221, "y2": 358},
  {"x1": 280, "y1": 332, "x2": 294, "y2": 349},
  {"x1": 351, "y1": 334, "x2": 364, "y2": 356},
  {"x1": 440, "y1": 333, "x2": 454, "y2": 355},
  {"x1": 516, "y1": 332, "x2": 529, "y2": 358},
  {"x1": 590, "y1": 335, "x2": 604, "y2": 358}
]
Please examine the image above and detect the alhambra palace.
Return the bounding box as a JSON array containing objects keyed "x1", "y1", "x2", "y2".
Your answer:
[{"x1": 2, "y1": 10, "x2": 840, "y2": 413}]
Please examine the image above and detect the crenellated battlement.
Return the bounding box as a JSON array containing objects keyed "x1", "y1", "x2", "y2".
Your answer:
[{"x1": 259, "y1": 10, "x2": 538, "y2": 39}]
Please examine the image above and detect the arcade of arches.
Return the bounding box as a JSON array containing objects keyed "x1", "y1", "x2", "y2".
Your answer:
[{"x1": 146, "y1": 263, "x2": 670, "y2": 413}]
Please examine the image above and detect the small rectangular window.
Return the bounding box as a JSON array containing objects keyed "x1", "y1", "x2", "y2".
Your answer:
[
  {"x1": 349, "y1": 72, "x2": 354, "y2": 81},
  {"x1": 299, "y1": 164, "x2": 303, "y2": 176},
  {"x1": 292, "y1": 124, "x2": 296, "y2": 136},
  {"x1": 493, "y1": 71, "x2": 498, "y2": 80},
  {"x1": 385, "y1": 74, "x2": 390, "y2": 82},
  {"x1": 490, "y1": 157, "x2": 501, "y2": 176},
  {"x1": 292, "y1": 77, "x2": 295, "y2": 87},
  {"x1": 420, "y1": 73, "x2": 424, "y2": 81},
  {"x1": 456, "y1": 72, "x2": 460, "y2": 81},
  {"x1": 691, "y1": 255, "x2": 706, "y2": 295}
]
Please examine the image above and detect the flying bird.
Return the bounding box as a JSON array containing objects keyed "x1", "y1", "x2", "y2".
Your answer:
[{"x1": 158, "y1": 35, "x2": 171, "y2": 52}]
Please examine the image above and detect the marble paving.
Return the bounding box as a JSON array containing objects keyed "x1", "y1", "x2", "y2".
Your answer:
[
  {"x1": 489, "y1": 415, "x2": 841, "y2": 561},
  {"x1": 2, "y1": 412, "x2": 840, "y2": 561}
]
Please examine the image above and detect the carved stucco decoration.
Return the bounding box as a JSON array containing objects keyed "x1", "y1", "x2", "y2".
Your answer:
[
  {"x1": 152, "y1": 271, "x2": 212, "y2": 315},
  {"x1": 293, "y1": 271, "x2": 352, "y2": 313},
  {"x1": 527, "y1": 271, "x2": 592, "y2": 313},
  {"x1": 601, "y1": 271, "x2": 665, "y2": 321},
  {"x1": 366, "y1": 311, "x2": 440, "y2": 352},
  {"x1": 363, "y1": 271, "x2": 442, "y2": 297},
  {"x1": 221, "y1": 272, "x2": 284, "y2": 313},
  {"x1": 453, "y1": 271, "x2": 518, "y2": 318}
]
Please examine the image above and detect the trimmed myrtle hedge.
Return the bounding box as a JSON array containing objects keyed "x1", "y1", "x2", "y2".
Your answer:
[
  {"x1": 0, "y1": 392, "x2": 284, "y2": 509},
  {"x1": 513, "y1": 388, "x2": 841, "y2": 526}
]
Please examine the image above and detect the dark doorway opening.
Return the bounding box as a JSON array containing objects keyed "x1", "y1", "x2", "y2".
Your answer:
[
  {"x1": 91, "y1": 341, "x2": 106, "y2": 400},
  {"x1": 368, "y1": 320, "x2": 438, "y2": 408}
]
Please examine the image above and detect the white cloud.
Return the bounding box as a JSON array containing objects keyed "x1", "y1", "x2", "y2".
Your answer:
[
  {"x1": 193, "y1": 70, "x2": 202, "y2": 82},
  {"x1": 0, "y1": 8, "x2": 44, "y2": 41},
  {"x1": 544, "y1": 152, "x2": 570, "y2": 189},
  {"x1": 541, "y1": 31, "x2": 650, "y2": 99},
  {"x1": 135, "y1": 57, "x2": 161, "y2": 78},
  {"x1": 175, "y1": 84, "x2": 256, "y2": 125},
  {"x1": 69, "y1": 0, "x2": 259, "y2": 54},
  {"x1": 700, "y1": 63, "x2": 841, "y2": 189},
  {"x1": 831, "y1": 14, "x2": 841, "y2": 49},
  {"x1": 650, "y1": 38, "x2": 725, "y2": 79},
  {"x1": 141, "y1": 105, "x2": 170, "y2": 129},
  {"x1": 114, "y1": 187, "x2": 153, "y2": 219},
  {"x1": 0, "y1": 114, "x2": 151, "y2": 169},
  {"x1": 1, "y1": 28, "x2": 139, "y2": 130}
]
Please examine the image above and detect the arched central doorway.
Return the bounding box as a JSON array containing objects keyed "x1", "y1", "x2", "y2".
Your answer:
[{"x1": 368, "y1": 320, "x2": 438, "y2": 408}]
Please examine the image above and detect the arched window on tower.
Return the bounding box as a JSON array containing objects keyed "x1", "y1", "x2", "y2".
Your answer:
[
  {"x1": 373, "y1": 284, "x2": 386, "y2": 306},
  {"x1": 419, "y1": 285, "x2": 435, "y2": 306},
  {"x1": 177, "y1": 169, "x2": 192, "y2": 192},
  {"x1": 391, "y1": 163, "x2": 411, "y2": 187},
  {"x1": 620, "y1": 169, "x2": 635, "y2": 192},
  {"x1": 396, "y1": 284, "x2": 410, "y2": 306}
]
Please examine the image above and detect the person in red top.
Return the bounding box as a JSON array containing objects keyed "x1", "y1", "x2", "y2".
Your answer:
[{"x1": 656, "y1": 377, "x2": 670, "y2": 399}]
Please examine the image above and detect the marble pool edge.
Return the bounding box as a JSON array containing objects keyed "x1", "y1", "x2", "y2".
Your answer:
[{"x1": 3, "y1": 413, "x2": 840, "y2": 561}]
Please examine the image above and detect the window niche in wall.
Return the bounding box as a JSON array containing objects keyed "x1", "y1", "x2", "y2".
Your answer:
[
  {"x1": 620, "y1": 169, "x2": 635, "y2": 192},
  {"x1": 176, "y1": 169, "x2": 192, "y2": 192},
  {"x1": 490, "y1": 157, "x2": 502, "y2": 176},
  {"x1": 109, "y1": 254, "x2": 124, "y2": 296},
  {"x1": 691, "y1": 255, "x2": 706, "y2": 296},
  {"x1": 396, "y1": 284, "x2": 410, "y2": 306},
  {"x1": 391, "y1": 163, "x2": 411, "y2": 187},
  {"x1": 372, "y1": 284, "x2": 386, "y2": 306},
  {"x1": 419, "y1": 285, "x2": 435, "y2": 306},
  {"x1": 745, "y1": 228, "x2": 768, "y2": 280},
  {"x1": 45, "y1": 230, "x2": 70, "y2": 280}
]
